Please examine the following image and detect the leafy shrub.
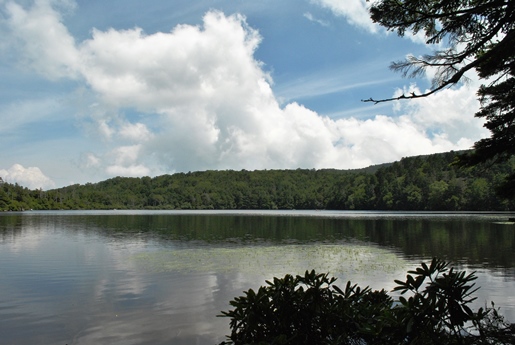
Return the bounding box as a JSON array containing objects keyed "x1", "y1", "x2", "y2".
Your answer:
[{"x1": 219, "y1": 258, "x2": 515, "y2": 344}]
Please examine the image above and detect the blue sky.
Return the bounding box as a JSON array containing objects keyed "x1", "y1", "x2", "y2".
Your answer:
[{"x1": 0, "y1": 0, "x2": 487, "y2": 189}]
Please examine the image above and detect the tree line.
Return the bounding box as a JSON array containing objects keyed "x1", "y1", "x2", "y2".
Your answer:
[{"x1": 1, "y1": 150, "x2": 514, "y2": 211}]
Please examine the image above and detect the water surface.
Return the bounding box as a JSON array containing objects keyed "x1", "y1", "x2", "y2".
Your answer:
[{"x1": 1, "y1": 210, "x2": 514, "y2": 344}]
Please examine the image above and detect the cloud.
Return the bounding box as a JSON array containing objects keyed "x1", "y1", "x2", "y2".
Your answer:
[
  {"x1": 303, "y1": 12, "x2": 329, "y2": 27},
  {"x1": 392, "y1": 77, "x2": 488, "y2": 145},
  {"x1": 0, "y1": 1, "x2": 487, "y2": 182},
  {"x1": 311, "y1": 0, "x2": 435, "y2": 45},
  {"x1": 3, "y1": 0, "x2": 79, "y2": 79},
  {"x1": 311, "y1": 0, "x2": 378, "y2": 32},
  {"x1": 119, "y1": 122, "x2": 152, "y2": 142},
  {"x1": 0, "y1": 97, "x2": 65, "y2": 136},
  {"x1": 82, "y1": 153, "x2": 101, "y2": 168},
  {"x1": 0, "y1": 164, "x2": 55, "y2": 189},
  {"x1": 275, "y1": 69, "x2": 397, "y2": 103},
  {"x1": 105, "y1": 145, "x2": 151, "y2": 177}
]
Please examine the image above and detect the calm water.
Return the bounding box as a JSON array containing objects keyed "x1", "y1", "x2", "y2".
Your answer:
[{"x1": 0, "y1": 210, "x2": 514, "y2": 345}]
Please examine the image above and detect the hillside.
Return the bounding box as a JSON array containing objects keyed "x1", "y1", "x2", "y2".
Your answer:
[{"x1": 1, "y1": 150, "x2": 514, "y2": 211}]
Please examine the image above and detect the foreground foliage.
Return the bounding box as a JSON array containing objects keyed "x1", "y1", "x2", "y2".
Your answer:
[{"x1": 219, "y1": 258, "x2": 514, "y2": 344}]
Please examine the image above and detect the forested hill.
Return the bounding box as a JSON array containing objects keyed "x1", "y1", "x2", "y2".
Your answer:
[{"x1": 1, "y1": 150, "x2": 514, "y2": 211}]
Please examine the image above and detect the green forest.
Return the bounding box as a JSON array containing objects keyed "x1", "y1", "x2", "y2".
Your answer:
[{"x1": 1, "y1": 150, "x2": 514, "y2": 211}]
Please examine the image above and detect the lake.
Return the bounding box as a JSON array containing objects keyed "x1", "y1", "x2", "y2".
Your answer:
[{"x1": 1, "y1": 210, "x2": 514, "y2": 344}]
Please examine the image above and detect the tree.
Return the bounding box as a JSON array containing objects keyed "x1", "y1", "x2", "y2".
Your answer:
[{"x1": 366, "y1": 0, "x2": 515, "y2": 196}]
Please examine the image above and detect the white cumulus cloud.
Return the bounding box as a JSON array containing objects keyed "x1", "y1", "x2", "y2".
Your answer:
[
  {"x1": 392, "y1": 80, "x2": 488, "y2": 145},
  {"x1": 0, "y1": 0, "x2": 487, "y2": 181},
  {"x1": 312, "y1": 0, "x2": 378, "y2": 32},
  {"x1": 312, "y1": 0, "x2": 434, "y2": 44},
  {"x1": 3, "y1": 0, "x2": 79, "y2": 79},
  {"x1": 119, "y1": 122, "x2": 153, "y2": 142},
  {"x1": 0, "y1": 164, "x2": 55, "y2": 189}
]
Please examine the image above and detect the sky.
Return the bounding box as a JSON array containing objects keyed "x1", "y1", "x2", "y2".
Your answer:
[{"x1": 0, "y1": 0, "x2": 488, "y2": 190}]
